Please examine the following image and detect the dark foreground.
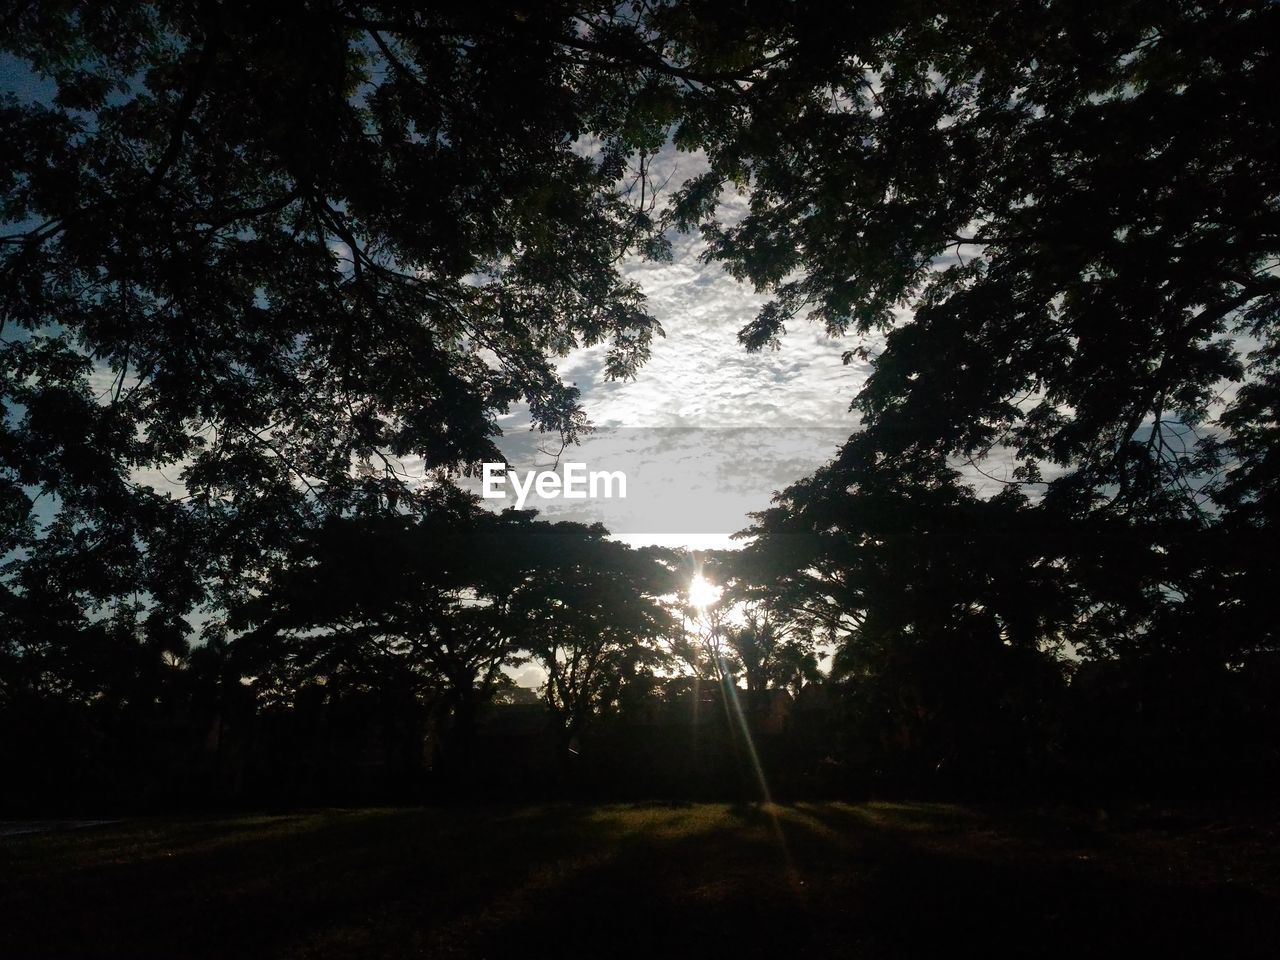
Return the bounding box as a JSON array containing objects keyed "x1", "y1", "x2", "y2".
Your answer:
[{"x1": 3, "y1": 802, "x2": 1277, "y2": 958}]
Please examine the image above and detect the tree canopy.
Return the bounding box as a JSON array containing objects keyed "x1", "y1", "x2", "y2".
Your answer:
[
  {"x1": 2, "y1": 1, "x2": 679, "y2": 639},
  {"x1": 3, "y1": 1, "x2": 1278, "y2": 803}
]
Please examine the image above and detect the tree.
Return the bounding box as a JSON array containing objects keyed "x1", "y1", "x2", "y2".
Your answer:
[
  {"x1": 231, "y1": 498, "x2": 678, "y2": 776},
  {"x1": 702, "y1": 549, "x2": 819, "y2": 702},
  {"x1": 738, "y1": 446, "x2": 1073, "y2": 776},
  {"x1": 1, "y1": 1, "x2": 679, "y2": 638},
  {"x1": 508, "y1": 523, "x2": 676, "y2": 757},
  {"x1": 726, "y1": 609, "x2": 818, "y2": 702},
  {"x1": 228, "y1": 487, "x2": 531, "y2": 774},
  {"x1": 6, "y1": 0, "x2": 1278, "y2": 800},
  {"x1": 681, "y1": 1, "x2": 1279, "y2": 669}
]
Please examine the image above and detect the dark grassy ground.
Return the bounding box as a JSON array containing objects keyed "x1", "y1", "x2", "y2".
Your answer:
[{"x1": 3, "y1": 802, "x2": 1278, "y2": 958}]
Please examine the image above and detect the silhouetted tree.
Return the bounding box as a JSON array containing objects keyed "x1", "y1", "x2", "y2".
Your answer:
[
  {"x1": 739, "y1": 447, "x2": 1073, "y2": 778},
  {"x1": 5, "y1": 0, "x2": 1278, "y2": 804},
  {"x1": 228, "y1": 488, "x2": 528, "y2": 775},
  {"x1": 693, "y1": 1, "x2": 1280, "y2": 783},
  {"x1": 2, "y1": 1, "x2": 675, "y2": 639},
  {"x1": 508, "y1": 524, "x2": 675, "y2": 758},
  {"x1": 708, "y1": 550, "x2": 820, "y2": 702}
]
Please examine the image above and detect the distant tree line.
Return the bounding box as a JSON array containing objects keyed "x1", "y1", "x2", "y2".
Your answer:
[
  {"x1": 4, "y1": 491, "x2": 1276, "y2": 811},
  {"x1": 3, "y1": 2, "x2": 1278, "y2": 810}
]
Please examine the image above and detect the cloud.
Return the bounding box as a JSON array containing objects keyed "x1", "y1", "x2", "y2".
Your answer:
[
  {"x1": 91, "y1": 144, "x2": 873, "y2": 550},
  {"x1": 540, "y1": 145, "x2": 871, "y2": 545}
]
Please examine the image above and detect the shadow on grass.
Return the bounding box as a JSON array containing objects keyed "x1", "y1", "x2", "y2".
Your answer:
[{"x1": 2, "y1": 802, "x2": 1277, "y2": 959}]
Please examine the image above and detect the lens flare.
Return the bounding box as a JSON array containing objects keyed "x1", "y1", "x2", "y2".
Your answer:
[{"x1": 687, "y1": 574, "x2": 721, "y2": 610}]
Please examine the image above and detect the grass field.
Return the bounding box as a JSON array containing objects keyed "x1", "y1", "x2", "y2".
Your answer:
[{"x1": 3, "y1": 802, "x2": 1278, "y2": 958}]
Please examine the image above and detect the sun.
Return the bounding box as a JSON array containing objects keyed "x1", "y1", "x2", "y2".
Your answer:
[{"x1": 687, "y1": 574, "x2": 722, "y2": 610}]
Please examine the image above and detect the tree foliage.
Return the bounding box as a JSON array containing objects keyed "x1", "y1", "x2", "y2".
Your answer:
[
  {"x1": 3, "y1": 1, "x2": 1278, "y2": 801},
  {"x1": 711, "y1": 1, "x2": 1280, "y2": 669},
  {"x1": 1, "y1": 1, "x2": 676, "y2": 635}
]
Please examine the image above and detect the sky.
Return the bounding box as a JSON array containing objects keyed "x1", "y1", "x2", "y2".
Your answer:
[
  {"x1": 6, "y1": 46, "x2": 1241, "y2": 555},
  {"x1": 466, "y1": 146, "x2": 873, "y2": 549},
  {"x1": 4, "y1": 50, "x2": 871, "y2": 564}
]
